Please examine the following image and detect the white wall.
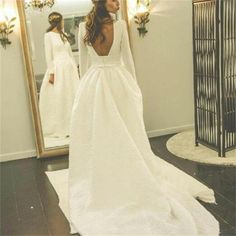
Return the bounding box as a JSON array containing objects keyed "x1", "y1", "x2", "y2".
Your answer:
[
  {"x1": 0, "y1": 0, "x2": 36, "y2": 162},
  {"x1": 129, "y1": 0, "x2": 194, "y2": 137},
  {"x1": 0, "y1": 0, "x2": 194, "y2": 162}
]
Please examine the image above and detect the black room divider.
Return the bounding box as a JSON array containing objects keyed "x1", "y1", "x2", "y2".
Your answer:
[{"x1": 192, "y1": 0, "x2": 235, "y2": 157}]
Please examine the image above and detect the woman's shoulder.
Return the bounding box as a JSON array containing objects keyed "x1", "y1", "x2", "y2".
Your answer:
[
  {"x1": 79, "y1": 21, "x2": 86, "y2": 25},
  {"x1": 78, "y1": 19, "x2": 126, "y2": 31},
  {"x1": 115, "y1": 19, "x2": 127, "y2": 30},
  {"x1": 44, "y1": 32, "x2": 52, "y2": 40},
  {"x1": 79, "y1": 21, "x2": 85, "y2": 26},
  {"x1": 116, "y1": 19, "x2": 126, "y2": 25},
  {"x1": 79, "y1": 21, "x2": 86, "y2": 33},
  {"x1": 79, "y1": 21, "x2": 86, "y2": 28},
  {"x1": 44, "y1": 31, "x2": 55, "y2": 38}
]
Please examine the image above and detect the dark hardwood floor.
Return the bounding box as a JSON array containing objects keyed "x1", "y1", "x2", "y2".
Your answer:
[{"x1": 0, "y1": 134, "x2": 235, "y2": 236}]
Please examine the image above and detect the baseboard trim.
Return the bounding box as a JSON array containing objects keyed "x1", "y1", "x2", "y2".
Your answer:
[
  {"x1": 0, "y1": 125, "x2": 194, "y2": 162},
  {"x1": 0, "y1": 150, "x2": 37, "y2": 162},
  {"x1": 147, "y1": 124, "x2": 194, "y2": 138}
]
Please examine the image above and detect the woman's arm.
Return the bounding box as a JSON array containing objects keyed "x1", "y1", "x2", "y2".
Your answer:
[
  {"x1": 121, "y1": 20, "x2": 137, "y2": 81},
  {"x1": 44, "y1": 33, "x2": 55, "y2": 84},
  {"x1": 78, "y1": 22, "x2": 89, "y2": 78},
  {"x1": 68, "y1": 42, "x2": 74, "y2": 58}
]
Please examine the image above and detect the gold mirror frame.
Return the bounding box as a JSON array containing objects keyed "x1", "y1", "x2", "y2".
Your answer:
[{"x1": 16, "y1": 0, "x2": 129, "y2": 158}]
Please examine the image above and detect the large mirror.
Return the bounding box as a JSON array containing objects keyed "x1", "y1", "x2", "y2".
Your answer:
[{"x1": 17, "y1": 0, "x2": 129, "y2": 158}]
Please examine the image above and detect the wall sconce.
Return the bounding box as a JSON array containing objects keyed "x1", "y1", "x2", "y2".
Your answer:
[
  {"x1": 24, "y1": 0, "x2": 55, "y2": 11},
  {"x1": 0, "y1": 8, "x2": 16, "y2": 49},
  {"x1": 134, "y1": 0, "x2": 151, "y2": 37}
]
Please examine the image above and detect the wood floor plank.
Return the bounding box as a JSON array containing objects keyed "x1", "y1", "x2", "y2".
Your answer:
[
  {"x1": 0, "y1": 162, "x2": 22, "y2": 236},
  {"x1": 35, "y1": 159, "x2": 71, "y2": 235},
  {"x1": 11, "y1": 159, "x2": 50, "y2": 236},
  {"x1": 0, "y1": 134, "x2": 235, "y2": 236}
]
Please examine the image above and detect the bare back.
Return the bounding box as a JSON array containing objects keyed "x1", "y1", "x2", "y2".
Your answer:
[
  {"x1": 91, "y1": 22, "x2": 114, "y2": 56},
  {"x1": 79, "y1": 19, "x2": 137, "y2": 79}
]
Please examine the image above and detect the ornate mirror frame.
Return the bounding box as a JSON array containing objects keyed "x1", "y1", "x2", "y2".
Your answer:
[{"x1": 16, "y1": 0, "x2": 129, "y2": 158}]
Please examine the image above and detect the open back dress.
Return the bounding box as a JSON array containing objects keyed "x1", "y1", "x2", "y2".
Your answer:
[{"x1": 68, "y1": 19, "x2": 219, "y2": 236}]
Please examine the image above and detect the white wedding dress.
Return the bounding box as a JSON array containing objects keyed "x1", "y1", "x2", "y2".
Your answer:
[
  {"x1": 39, "y1": 32, "x2": 80, "y2": 138},
  {"x1": 68, "y1": 20, "x2": 219, "y2": 236}
]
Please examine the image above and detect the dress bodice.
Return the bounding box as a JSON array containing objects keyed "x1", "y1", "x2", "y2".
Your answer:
[
  {"x1": 44, "y1": 32, "x2": 75, "y2": 73},
  {"x1": 78, "y1": 20, "x2": 137, "y2": 80}
]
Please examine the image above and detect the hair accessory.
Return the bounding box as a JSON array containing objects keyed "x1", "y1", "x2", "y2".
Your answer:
[{"x1": 49, "y1": 14, "x2": 61, "y2": 23}]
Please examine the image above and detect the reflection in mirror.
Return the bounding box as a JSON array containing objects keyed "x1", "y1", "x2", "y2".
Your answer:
[{"x1": 23, "y1": 0, "x2": 122, "y2": 149}]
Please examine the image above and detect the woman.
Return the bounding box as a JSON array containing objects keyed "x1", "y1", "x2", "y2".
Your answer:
[
  {"x1": 39, "y1": 12, "x2": 80, "y2": 138},
  {"x1": 68, "y1": 0, "x2": 219, "y2": 235}
]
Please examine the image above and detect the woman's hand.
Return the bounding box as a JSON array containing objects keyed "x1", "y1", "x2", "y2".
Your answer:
[{"x1": 49, "y1": 74, "x2": 55, "y2": 84}]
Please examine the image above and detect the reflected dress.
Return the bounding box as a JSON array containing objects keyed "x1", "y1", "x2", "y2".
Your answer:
[
  {"x1": 39, "y1": 32, "x2": 80, "y2": 138},
  {"x1": 68, "y1": 20, "x2": 219, "y2": 236}
]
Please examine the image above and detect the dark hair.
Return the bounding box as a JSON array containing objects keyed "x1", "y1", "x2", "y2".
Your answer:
[
  {"x1": 46, "y1": 12, "x2": 68, "y2": 43},
  {"x1": 84, "y1": 0, "x2": 113, "y2": 45}
]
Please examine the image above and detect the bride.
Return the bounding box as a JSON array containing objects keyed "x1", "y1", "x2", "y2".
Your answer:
[
  {"x1": 68, "y1": 0, "x2": 219, "y2": 235},
  {"x1": 39, "y1": 12, "x2": 80, "y2": 138}
]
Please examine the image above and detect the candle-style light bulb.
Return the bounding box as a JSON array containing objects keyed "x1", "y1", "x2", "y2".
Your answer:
[
  {"x1": 0, "y1": 8, "x2": 5, "y2": 23},
  {"x1": 137, "y1": 3, "x2": 148, "y2": 14},
  {"x1": 134, "y1": 0, "x2": 151, "y2": 37}
]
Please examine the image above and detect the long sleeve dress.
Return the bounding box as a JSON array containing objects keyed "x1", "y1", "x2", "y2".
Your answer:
[
  {"x1": 68, "y1": 20, "x2": 219, "y2": 236},
  {"x1": 39, "y1": 32, "x2": 80, "y2": 138}
]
